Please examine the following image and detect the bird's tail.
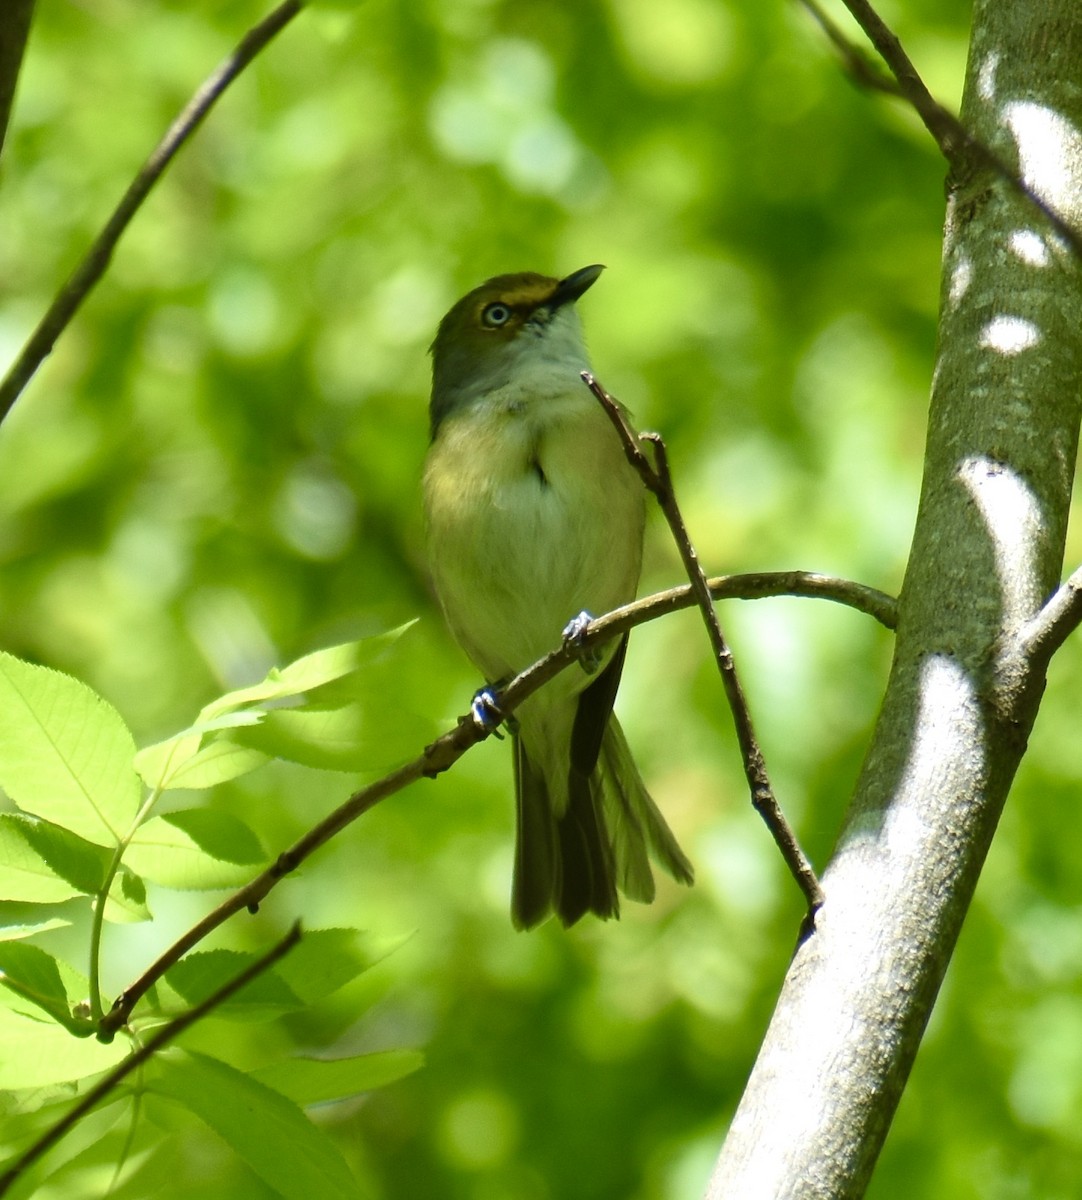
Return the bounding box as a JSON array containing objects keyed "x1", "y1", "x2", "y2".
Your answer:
[{"x1": 511, "y1": 715, "x2": 693, "y2": 931}]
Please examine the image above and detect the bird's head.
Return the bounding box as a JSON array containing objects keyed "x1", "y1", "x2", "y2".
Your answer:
[{"x1": 428, "y1": 264, "x2": 604, "y2": 436}]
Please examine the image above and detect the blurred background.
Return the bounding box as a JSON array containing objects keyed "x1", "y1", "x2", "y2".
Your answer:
[{"x1": 2, "y1": 0, "x2": 1081, "y2": 1196}]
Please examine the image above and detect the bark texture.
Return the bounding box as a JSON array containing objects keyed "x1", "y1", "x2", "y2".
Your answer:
[{"x1": 707, "y1": 4, "x2": 1082, "y2": 1196}]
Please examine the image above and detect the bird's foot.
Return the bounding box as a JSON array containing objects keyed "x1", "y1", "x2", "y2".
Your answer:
[
  {"x1": 562, "y1": 610, "x2": 601, "y2": 674},
  {"x1": 470, "y1": 686, "x2": 507, "y2": 738}
]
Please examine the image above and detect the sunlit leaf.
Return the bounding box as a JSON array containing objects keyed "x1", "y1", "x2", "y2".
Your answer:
[
  {"x1": 272, "y1": 928, "x2": 373, "y2": 1005},
  {"x1": 149, "y1": 1050, "x2": 361, "y2": 1199},
  {"x1": 199, "y1": 625, "x2": 417, "y2": 723},
  {"x1": 165, "y1": 949, "x2": 304, "y2": 1020},
  {"x1": 0, "y1": 814, "x2": 86, "y2": 905},
  {"x1": 0, "y1": 813, "x2": 109, "y2": 898},
  {"x1": 0, "y1": 1006, "x2": 126, "y2": 1089},
  {"x1": 125, "y1": 809, "x2": 265, "y2": 889},
  {"x1": 133, "y1": 714, "x2": 266, "y2": 790},
  {"x1": 0, "y1": 942, "x2": 72, "y2": 1027},
  {"x1": 104, "y1": 864, "x2": 151, "y2": 925},
  {"x1": 0, "y1": 918, "x2": 70, "y2": 942},
  {"x1": 253, "y1": 1049, "x2": 424, "y2": 1106},
  {"x1": 0, "y1": 652, "x2": 140, "y2": 845}
]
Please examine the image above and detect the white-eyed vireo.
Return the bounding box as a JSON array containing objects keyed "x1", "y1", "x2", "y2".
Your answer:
[{"x1": 424, "y1": 265, "x2": 693, "y2": 929}]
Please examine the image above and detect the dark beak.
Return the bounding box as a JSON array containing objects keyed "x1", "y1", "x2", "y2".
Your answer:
[{"x1": 550, "y1": 263, "x2": 605, "y2": 310}]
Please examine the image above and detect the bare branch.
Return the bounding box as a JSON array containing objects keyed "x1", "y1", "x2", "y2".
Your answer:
[
  {"x1": 798, "y1": 0, "x2": 1082, "y2": 259},
  {"x1": 0, "y1": 0, "x2": 304, "y2": 425},
  {"x1": 799, "y1": 0, "x2": 901, "y2": 96},
  {"x1": 0, "y1": 923, "x2": 302, "y2": 1197},
  {"x1": 99, "y1": 567, "x2": 891, "y2": 1037},
  {"x1": 583, "y1": 371, "x2": 824, "y2": 918}
]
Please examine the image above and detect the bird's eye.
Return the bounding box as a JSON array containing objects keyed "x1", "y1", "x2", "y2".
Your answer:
[{"x1": 481, "y1": 303, "x2": 512, "y2": 328}]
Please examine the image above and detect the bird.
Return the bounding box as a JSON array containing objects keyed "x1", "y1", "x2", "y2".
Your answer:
[{"x1": 423, "y1": 264, "x2": 693, "y2": 929}]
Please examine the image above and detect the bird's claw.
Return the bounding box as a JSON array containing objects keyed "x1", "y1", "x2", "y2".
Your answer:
[
  {"x1": 471, "y1": 687, "x2": 506, "y2": 737},
  {"x1": 562, "y1": 610, "x2": 601, "y2": 674}
]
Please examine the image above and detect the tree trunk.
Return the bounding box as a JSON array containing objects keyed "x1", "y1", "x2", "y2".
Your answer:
[{"x1": 707, "y1": 4, "x2": 1082, "y2": 1196}]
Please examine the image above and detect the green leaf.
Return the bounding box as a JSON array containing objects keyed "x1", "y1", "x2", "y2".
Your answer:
[
  {"x1": 149, "y1": 1050, "x2": 361, "y2": 1199},
  {"x1": 124, "y1": 809, "x2": 265, "y2": 890},
  {"x1": 1, "y1": 813, "x2": 109, "y2": 897},
  {"x1": 0, "y1": 651, "x2": 140, "y2": 845},
  {"x1": 133, "y1": 627, "x2": 419, "y2": 790},
  {"x1": 237, "y1": 700, "x2": 428, "y2": 771},
  {"x1": 105, "y1": 865, "x2": 151, "y2": 924},
  {"x1": 0, "y1": 1006, "x2": 126, "y2": 1088},
  {"x1": 272, "y1": 928, "x2": 373, "y2": 1005},
  {"x1": 200, "y1": 626, "x2": 416, "y2": 723},
  {"x1": 253, "y1": 1049, "x2": 424, "y2": 1106},
  {"x1": 134, "y1": 714, "x2": 266, "y2": 791},
  {"x1": 160, "y1": 809, "x2": 265, "y2": 863},
  {"x1": 159, "y1": 741, "x2": 270, "y2": 790},
  {"x1": 0, "y1": 814, "x2": 87, "y2": 904},
  {"x1": 164, "y1": 929, "x2": 372, "y2": 1021},
  {"x1": 0, "y1": 918, "x2": 70, "y2": 941},
  {"x1": 0, "y1": 943, "x2": 73, "y2": 1028},
  {"x1": 165, "y1": 949, "x2": 304, "y2": 1020},
  {"x1": 0, "y1": 812, "x2": 143, "y2": 924}
]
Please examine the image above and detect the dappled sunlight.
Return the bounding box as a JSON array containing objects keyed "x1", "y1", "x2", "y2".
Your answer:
[
  {"x1": 958, "y1": 457, "x2": 1046, "y2": 633},
  {"x1": 842, "y1": 654, "x2": 982, "y2": 878},
  {"x1": 978, "y1": 313, "x2": 1041, "y2": 355},
  {"x1": 1004, "y1": 101, "x2": 1082, "y2": 226}
]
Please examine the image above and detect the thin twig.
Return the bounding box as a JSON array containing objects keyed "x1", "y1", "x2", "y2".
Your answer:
[
  {"x1": 0, "y1": 0, "x2": 304, "y2": 424},
  {"x1": 582, "y1": 372, "x2": 824, "y2": 919},
  {"x1": 0, "y1": 0, "x2": 35, "y2": 163},
  {"x1": 0, "y1": 923, "x2": 302, "y2": 1197},
  {"x1": 800, "y1": 0, "x2": 901, "y2": 96},
  {"x1": 798, "y1": 0, "x2": 1082, "y2": 259},
  {"x1": 99, "y1": 567, "x2": 890, "y2": 1037},
  {"x1": 1022, "y1": 564, "x2": 1082, "y2": 665}
]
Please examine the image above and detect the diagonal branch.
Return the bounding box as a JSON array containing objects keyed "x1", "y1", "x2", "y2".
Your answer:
[
  {"x1": 798, "y1": 0, "x2": 1082, "y2": 259},
  {"x1": 0, "y1": 0, "x2": 304, "y2": 425},
  {"x1": 582, "y1": 371, "x2": 824, "y2": 919},
  {"x1": 0, "y1": 923, "x2": 302, "y2": 1197},
  {"x1": 98, "y1": 568, "x2": 891, "y2": 1038}
]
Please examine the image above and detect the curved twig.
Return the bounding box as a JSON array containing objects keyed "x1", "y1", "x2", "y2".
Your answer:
[
  {"x1": 583, "y1": 373, "x2": 824, "y2": 917},
  {"x1": 98, "y1": 568, "x2": 895, "y2": 1038}
]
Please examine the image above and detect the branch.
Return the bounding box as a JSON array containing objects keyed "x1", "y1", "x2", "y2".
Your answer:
[
  {"x1": 1021, "y1": 564, "x2": 1082, "y2": 665},
  {"x1": 798, "y1": 0, "x2": 1082, "y2": 259},
  {"x1": 0, "y1": 0, "x2": 34, "y2": 164},
  {"x1": 0, "y1": 923, "x2": 302, "y2": 1197},
  {"x1": 99, "y1": 567, "x2": 892, "y2": 1038},
  {"x1": 799, "y1": 0, "x2": 901, "y2": 97},
  {"x1": 583, "y1": 372, "x2": 824, "y2": 918},
  {"x1": 0, "y1": 0, "x2": 304, "y2": 425},
  {"x1": 708, "y1": 2, "x2": 1082, "y2": 1189}
]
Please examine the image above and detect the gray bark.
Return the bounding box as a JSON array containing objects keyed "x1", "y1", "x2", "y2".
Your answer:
[{"x1": 707, "y1": 4, "x2": 1082, "y2": 1196}]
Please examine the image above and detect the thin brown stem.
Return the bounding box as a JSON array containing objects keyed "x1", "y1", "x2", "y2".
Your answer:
[
  {"x1": 582, "y1": 371, "x2": 824, "y2": 918},
  {"x1": 0, "y1": 923, "x2": 302, "y2": 1197},
  {"x1": 99, "y1": 567, "x2": 889, "y2": 1037},
  {"x1": 0, "y1": 0, "x2": 304, "y2": 424}
]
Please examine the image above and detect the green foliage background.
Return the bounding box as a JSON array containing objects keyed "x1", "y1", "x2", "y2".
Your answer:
[{"x1": 2, "y1": 0, "x2": 1082, "y2": 1196}]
